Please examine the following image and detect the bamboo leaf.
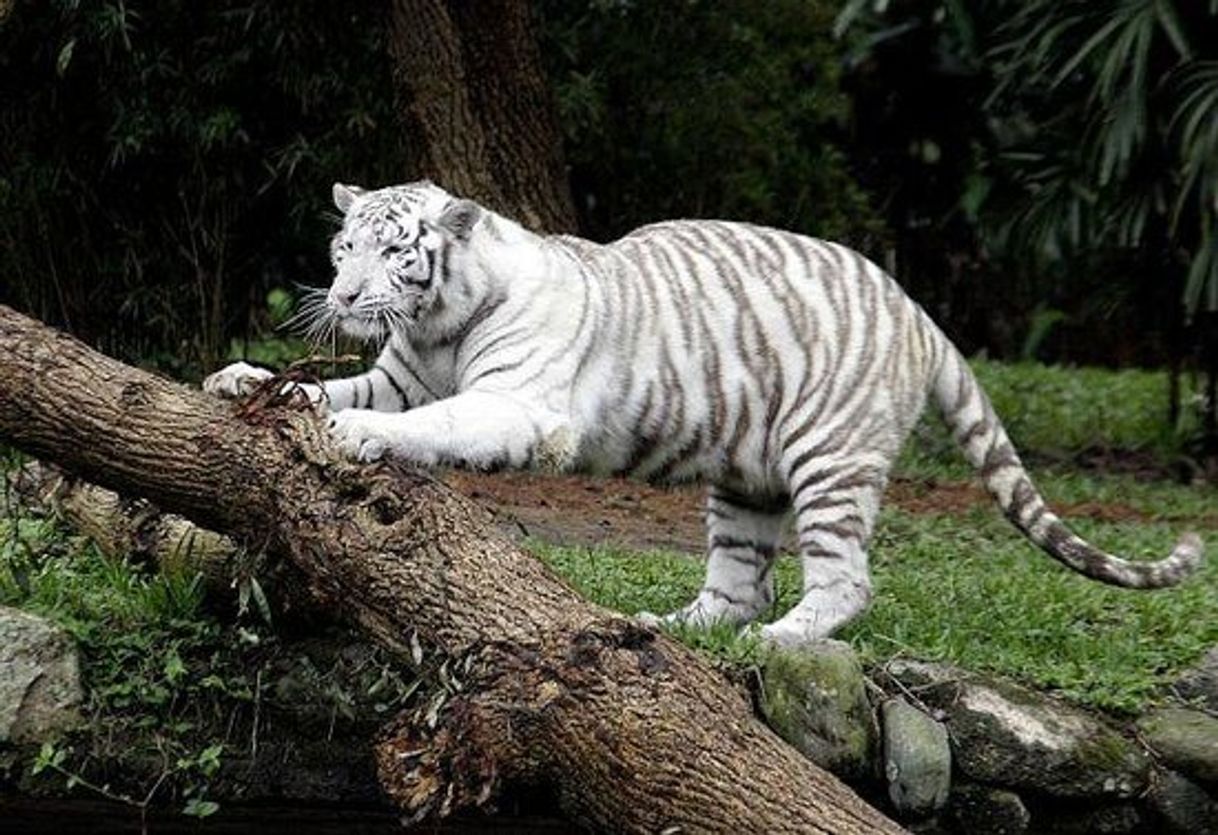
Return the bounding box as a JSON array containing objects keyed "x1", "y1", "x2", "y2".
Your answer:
[
  {"x1": 56, "y1": 39, "x2": 76, "y2": 78},
  {"x1": 832, "y1": 0, "x2": 871, "y2": 39},
  {"x1": 1184, "y1": 225, "x2": 1218, "y2": 314},
  {"x1": 1155, "y1": 0, "x2": 1192, "y2": 59},
  {"x1": 1051, "y1": 13, "x2": 1124, "y2": 89}
]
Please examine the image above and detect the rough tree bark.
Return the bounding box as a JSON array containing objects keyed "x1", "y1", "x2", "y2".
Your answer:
[
  {"x1": 387, "y1": 0, "x2": 577, "y2": 233},
  {"x1": 0, "y1": 305, "x2": 902, "y2": 834}
]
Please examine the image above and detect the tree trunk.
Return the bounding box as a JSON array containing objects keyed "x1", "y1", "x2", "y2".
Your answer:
[
  {"x1": 0, "y1": 305, "x2": 901, "y2": 834},
  {"x1": 387, "y1": 0, "x2": 577, "y2": 234}
]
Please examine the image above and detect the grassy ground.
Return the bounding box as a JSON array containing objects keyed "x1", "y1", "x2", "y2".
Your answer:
[
  {"x1": 0, "y1": 508, "x2": 418, "y2": 813},
  {"x1": 0, "y1": 510, "x2": 247, "y2": 811},
  {"x1": 969, "y1": 359, "x2": 1200, "y2": 461},
  {"x1": 537, "y1": 361, "x2": 1216, "y2": 715},
  {"x1": 537, "y1": 495, "x2": 1217, "y2": 714}
]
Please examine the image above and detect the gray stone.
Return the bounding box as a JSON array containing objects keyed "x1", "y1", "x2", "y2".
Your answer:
[
  {"x1": 884, "y1": 660, "x2": 1149, "y2": 798},
  {"x1": 882, "y1": 698, "x2": 951, "y2": 817},
  {"x1": 905, "y1": 817, "x2": 952, "y2": 834},
  {"x1": 950, "y1": 785, "x2": 1030, "y2": 835},
  {"x1": 0, "y1": 606, "x2": 83, "y2": 745},
  {"x1": 1138, "y1": 707, "x2": 1218, "y2": 782},
  {"x1": 1152, "y1": 770, "x2": 1218, "y2": 835},
  {"x1": 760, "y1": 639, "x2": 875, "y2": 778},
  {"x1": 1172, "y1": 646, "x2": 1218, "y2": 712}
]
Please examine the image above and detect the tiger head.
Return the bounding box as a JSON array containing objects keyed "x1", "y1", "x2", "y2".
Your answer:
[{"x1": 317, "y1": 181, "x2": 483, "y2": 342}]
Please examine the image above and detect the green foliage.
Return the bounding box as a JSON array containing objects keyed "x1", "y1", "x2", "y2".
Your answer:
[
  {"x1": 839, "y1": 1, "x2": 1217, "y2": 450},
  {"x1": 539, "y1": 0, "x2": 884, "y2": 247},
  {"x1": 1, "y1": 510, "x2": 235, "y2": 811},
  {"x1": 1, "y1": 464, "x2": 435, "y2": 815},
  {"x1": 0, "y1": 494, "x2": 418, "y2": 816},
  {"x1": 223, "y1": 287, "x2": 315, "y2": 370},
  {"x1": 0, "y1": 1, "x2": 404, "y2": 376},
  {"x1": 982, "y1": 0, "x2": 1218, "y2": 315}
]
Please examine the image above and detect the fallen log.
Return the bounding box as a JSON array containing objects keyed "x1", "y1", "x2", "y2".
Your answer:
[
  {"x1": 0, "y1": 304, "x2": 902, "y2": 833},
  {"x1": 10, "y1": 461, "x2": 241, "y2": 591}
]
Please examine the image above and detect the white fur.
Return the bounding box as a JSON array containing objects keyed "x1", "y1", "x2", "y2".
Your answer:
[{"x1": 204, "y1": 181, "x2": 1203, "y2": 648}]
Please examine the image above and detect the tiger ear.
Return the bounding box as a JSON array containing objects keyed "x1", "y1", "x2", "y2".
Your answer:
[
  {"x1": 437, "y1": 199, "x2": 482, "y2": 242},
  {"x1": 332, "y1": 183, "x2": 366, "y2": 213}
]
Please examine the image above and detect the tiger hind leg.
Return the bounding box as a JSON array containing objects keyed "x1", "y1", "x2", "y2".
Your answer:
[
  {"x1": 654, "y1": 486, "x2": 788, "y2": 629},
  {"x1": 759, "y1": 463, "x2": 885, "y2": 648}
]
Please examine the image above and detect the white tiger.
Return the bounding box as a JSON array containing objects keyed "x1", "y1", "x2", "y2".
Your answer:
[{"x1": 205, "y1": 181, "x2": 1203, "y2": 648}]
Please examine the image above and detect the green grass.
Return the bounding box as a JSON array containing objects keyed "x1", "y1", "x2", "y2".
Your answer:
[
  {"x1": 535, "y1": 470, "x2": 1218, "y2": 715},
  {"x1": 852, "y1": 508, "x2": 1218, "y2": 713},
  {"x1": 0, "y1": 513, "x2": 254, "y2": 714},
  {"x1": 1, "y1": 516, "x2": 209, "y2": 635},
  {"x1": 970, "y1": 360, "x2": 1200, "y2": 458},
  {"x1": 897, "y1": 360, "x2": 1206, "y2": 488},
  {"x1": 0, "y1": 511, "x2": 245, "y2": 809}
]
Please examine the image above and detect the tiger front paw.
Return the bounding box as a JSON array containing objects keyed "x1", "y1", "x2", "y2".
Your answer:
[
  {"x1": 328, "y1": 409, "x2": 397, "y2": 462},
  {"x1": 203, "y1": 362, "x2": 275, "y2": 399}
]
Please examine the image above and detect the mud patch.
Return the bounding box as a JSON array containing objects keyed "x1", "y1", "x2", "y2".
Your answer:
[
  {"x1": 444, "y1": 470, "x2": 706, "y2": 554},
  {"x1": 444, "y1": 471, "x2": 1217, "y2": 557}
]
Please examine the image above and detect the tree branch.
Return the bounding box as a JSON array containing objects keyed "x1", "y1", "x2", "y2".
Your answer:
[{"x1": 0, "y1": 304, "x2": 901, "y2": 833}]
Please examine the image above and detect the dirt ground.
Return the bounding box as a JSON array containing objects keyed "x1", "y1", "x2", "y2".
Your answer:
[{"x1": 443, "y1": 470, "x2": 1217, "y2": 556}]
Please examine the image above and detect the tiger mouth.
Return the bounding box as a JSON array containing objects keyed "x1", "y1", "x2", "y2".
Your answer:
[{"x1": 335, "y1": 306, "x2": 415, "y2": 339}]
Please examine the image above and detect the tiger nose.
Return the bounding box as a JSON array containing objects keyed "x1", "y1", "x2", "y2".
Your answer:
[{"x1": 332, "y1": 289, "x2": 361, "y2": 308}]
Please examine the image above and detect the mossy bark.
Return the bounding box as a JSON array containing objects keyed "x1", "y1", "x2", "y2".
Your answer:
[{"x1": 0, "y1": 305, "x2": 902, "y2": 834}]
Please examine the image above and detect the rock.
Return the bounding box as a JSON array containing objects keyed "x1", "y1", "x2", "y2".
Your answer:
[
  {"x1": 0, "y1": 607, "x2": 83, "y2": 745},
  {"x1": 1039, "y1": 802, "x2": 1142, "y2": 834},
  {"x1": 882, "y1": 698, "x2": 951, "y2": 817},
  {"x1": 760, "y1": 639, "x2": 875, "y2": 778},
  {"x1": 1089, "y1": 805, "x2": 1142, "y2": 834},
  {"x1": 950, "y1": 785, "x2": 1030, "y2": 835},
  {"x1": 1172, "y1": 646, "x2": 1218, "y2": 711},
  {"x1": 884, "y1": 660, "x2": 1149, "y2": 798},
  {"x1": 1138, "y1": 707, "x2": 1218, "y2": 782},
  {"x1": 1152, "y1": 770, "x2": 1218, "y2": 834}
]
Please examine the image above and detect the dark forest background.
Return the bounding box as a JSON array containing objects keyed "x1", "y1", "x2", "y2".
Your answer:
[{"x1": 1, "y1": 0, "x2": 1215, "y2": 452}]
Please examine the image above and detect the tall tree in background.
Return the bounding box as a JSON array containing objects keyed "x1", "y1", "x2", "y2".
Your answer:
[{"x1": 388, "y1": 0, "x2": 577, "y2": 233}]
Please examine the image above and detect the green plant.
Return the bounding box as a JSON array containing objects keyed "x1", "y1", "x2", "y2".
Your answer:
[
  {"x1": 980, "y1": 0, "x2": 1218, "y2": 450},
  {"x1": 0, "y1": 1, "x2": 403, "y2": 377},
  {"x1": 539, "y1": 0, "x2": 884, "y2": 249},
  {"x1": 1, "y1": 460, "x2": 433, "y2": 818},
  {"x1": 836, "y1": 2, "x2": 1218, "y2": 457},
  {"x1": 32, "y1": 739, "x2": 224, "y2": 821}
]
